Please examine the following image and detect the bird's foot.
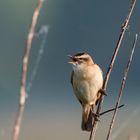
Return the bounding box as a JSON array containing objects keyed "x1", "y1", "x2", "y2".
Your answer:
[
  {"x1": 92, "y1": 112, "x2": 100, "y2": 121},
  {"x1": 99, "y1": 89, "x2": 107, "y2": 96}
]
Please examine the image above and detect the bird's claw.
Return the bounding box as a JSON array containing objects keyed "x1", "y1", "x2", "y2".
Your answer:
[
  {"x1": 92, "y1": 112, "x2": 100, "y2": 121},
  {"x1": 99, "y1": 89, "x2": 107, "y2": 96}
]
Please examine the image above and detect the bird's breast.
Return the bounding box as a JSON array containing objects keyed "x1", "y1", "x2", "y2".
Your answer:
[{"x1": 72, "y1": 64, "x2": 103, "y2": 105}]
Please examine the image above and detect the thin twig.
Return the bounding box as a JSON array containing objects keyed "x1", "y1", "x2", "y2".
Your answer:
[
  {"x1": 100, "y1": 104, "x2": 124, "y2": 116},
  {"x1": 89, "y1": 0, "x2": 136, "y2": 140},
  {"x1": 12, "y1": 1, "x2": 44, "y2": 140},
  {"x1": 106, "y1": 33, "x2": 138, "y2": 140}
]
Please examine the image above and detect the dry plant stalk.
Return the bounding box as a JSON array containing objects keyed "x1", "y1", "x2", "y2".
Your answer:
[
  {"x1": 106, "y1": 34, "x2": 138, "y2": 140},
  {"x1": 12, "y1": 1, "x2": 44, "y2": 140},
  {"x1": 89, "y1": 0, "x2": 137, "y2": 140},
  {"x1": 100, "y1": 104, "x2": 124, "y2": 116}
]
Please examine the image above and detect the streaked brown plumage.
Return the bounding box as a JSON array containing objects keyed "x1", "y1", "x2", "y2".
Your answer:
[{"x1": 69, "y1": 52, "x2": 103, "y2": 131}]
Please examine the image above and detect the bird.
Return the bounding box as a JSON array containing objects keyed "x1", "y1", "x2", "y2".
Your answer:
[{"x1": 68, "y1": 52, "x2": 104, "y2": 131}]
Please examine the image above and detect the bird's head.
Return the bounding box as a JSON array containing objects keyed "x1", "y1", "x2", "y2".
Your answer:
[{"x1": 68, "y1": 52, "x2": 94, "y2": 68}]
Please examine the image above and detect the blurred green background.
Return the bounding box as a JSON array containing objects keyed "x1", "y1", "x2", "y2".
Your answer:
[{"x1": 0, "y1": 0, "x2": 140, "y2": 140}]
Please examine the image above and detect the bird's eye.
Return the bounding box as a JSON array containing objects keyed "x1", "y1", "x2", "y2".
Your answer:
[{"x1": 79, "y1": 58, "x2": 82, "y2": 60}]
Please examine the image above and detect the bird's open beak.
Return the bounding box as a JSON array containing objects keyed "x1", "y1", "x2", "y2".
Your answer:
[{"x1": 68, "y1": 55, "x2": 75, "y2": 64}]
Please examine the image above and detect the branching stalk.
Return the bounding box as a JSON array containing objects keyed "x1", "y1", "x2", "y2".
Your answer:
[
  {"x1": 106, "y1": 33, "x2": 138, "y2": 140},
  {"x1": 89, "y1": 0, "x2": 137, "y2": 140}
]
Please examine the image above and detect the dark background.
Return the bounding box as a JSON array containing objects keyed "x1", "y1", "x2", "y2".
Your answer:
[{"x1": 0, "y1": 0, "x2": 140, "y2": 140}]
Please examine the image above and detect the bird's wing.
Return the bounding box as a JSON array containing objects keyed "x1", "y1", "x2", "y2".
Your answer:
[
  {"x1": 95, "y1": 92, "x2": 101, "y2": 105},
  {"x1": 71, "y1": 71, "x2": 74, "y2": 85},
  {"x1": 71, "y1": 71, "x2": 82, "y2": 105}
]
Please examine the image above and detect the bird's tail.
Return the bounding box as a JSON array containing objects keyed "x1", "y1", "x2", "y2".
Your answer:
[{"x1": 81, "y1": 104, "x2": 93, "y2": 131}]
